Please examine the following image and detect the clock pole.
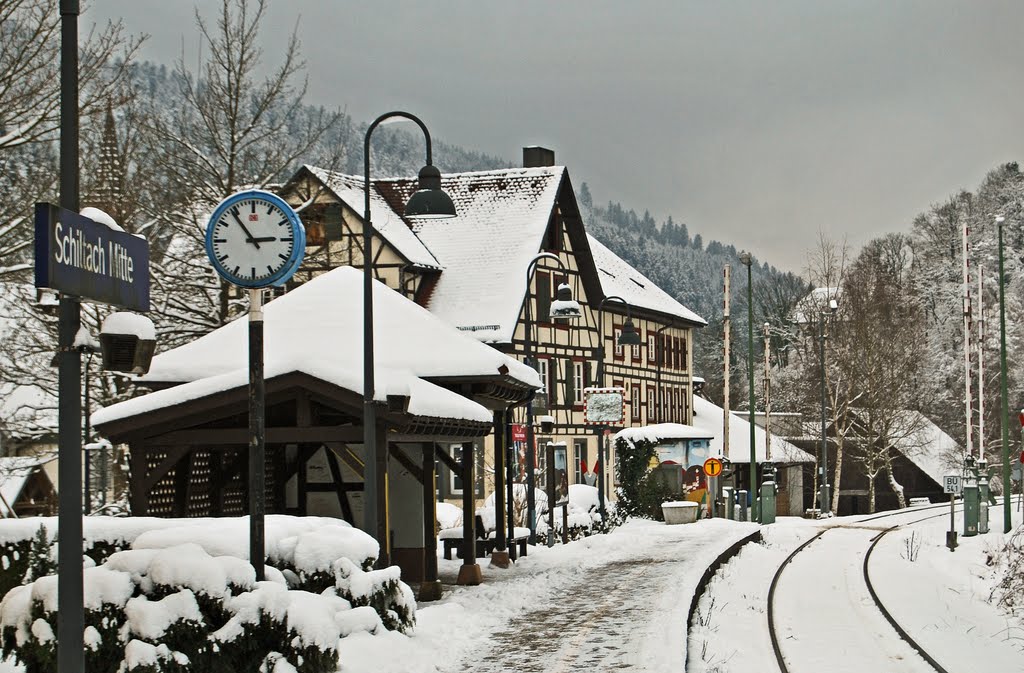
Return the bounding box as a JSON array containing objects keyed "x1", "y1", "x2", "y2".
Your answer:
[{"x1": 248, "y1": 287, "x2": 266, "y2": 580}]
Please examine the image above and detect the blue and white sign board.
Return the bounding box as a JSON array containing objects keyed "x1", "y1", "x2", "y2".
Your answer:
[
  {"x1": 34, "y1": 203, "x2": 149, "y2": 311},
  {"x1": 943, "y1": 475, "x2": 962, "y2": 495}
]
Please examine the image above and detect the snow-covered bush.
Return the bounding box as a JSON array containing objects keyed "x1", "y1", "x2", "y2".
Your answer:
[
  {"x1": 991, "y1": 523, "x2": 1024, "y2": 613},
  {"x1": 0, "y1": 518, "x2": 416, "y2": 672},
  {"x1": 535, "y1": 484, "x2": 618, "y2": 540}
]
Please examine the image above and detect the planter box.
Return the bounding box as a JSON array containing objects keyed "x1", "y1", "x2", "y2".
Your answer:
[{"x1": 662, "y1": 500, "x2": 699, "y2": 525}]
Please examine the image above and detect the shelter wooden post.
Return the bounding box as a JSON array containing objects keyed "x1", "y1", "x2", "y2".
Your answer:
[
  {"x1": 490, "y1": 410, "x2": 510, "y2": 568},
  {"x1": 129, "y1": 444, "x2": 148, "y2": 515},
  {"x1": 375, "y1": 420, "x2": 390, "y2": 568},
  {"x1": 419, "y1": 442, "x2": 442, "y2": 600},
  {"x1": 457, "y1": 440, "x2": 482, "y2": 585}
]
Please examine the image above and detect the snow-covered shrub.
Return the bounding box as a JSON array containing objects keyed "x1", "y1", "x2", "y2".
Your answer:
[
  {"x1": 991, "y1": 523, "x2": 1024, "y2": 613},
  {"x1": 0, "y1": 519, "x2": 416, "y2": 672},
  {"x1": 535, "y1": 484, "x2": 618, "y2": 540}
]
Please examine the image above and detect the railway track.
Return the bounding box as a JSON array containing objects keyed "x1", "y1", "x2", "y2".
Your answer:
[{"x1": 766, "y1": 499, "x2": 1011, "y2": 673}]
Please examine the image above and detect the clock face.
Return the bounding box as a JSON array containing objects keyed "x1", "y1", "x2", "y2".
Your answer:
[{"x1": 205, "y1": 191, "x2": 305, "y2": 288}]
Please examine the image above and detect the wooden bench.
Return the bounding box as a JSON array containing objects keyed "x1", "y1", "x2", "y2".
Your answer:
[
  {"x1": 489, "y1": 527, "x2": 531, "y2": 561},
  {"x1": 440, "y1": 515, "x2": 490, "y2": 560}
]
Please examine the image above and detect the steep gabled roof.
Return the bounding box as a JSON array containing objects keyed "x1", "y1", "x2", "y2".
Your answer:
[
  {"x1": 376, "y1": 166, "x2": 567, "y2": 343},
  {"x1": 588, "y1": 234, "x2": 706, "y2": 326},
  {"x1": 301, "y1": 165, "x2": 443, "y2": 271}
]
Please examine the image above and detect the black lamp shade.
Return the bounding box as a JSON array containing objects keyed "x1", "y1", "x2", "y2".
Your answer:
[
  {"x1": 550, "y1": 283, "x2": 582, "y2": 320},
  {"x1": 618, "y1": 318, "x2": 641, "y2": 346},
  {"x1": 404, "y1": 164, "x2": 457, "y2": 219}
]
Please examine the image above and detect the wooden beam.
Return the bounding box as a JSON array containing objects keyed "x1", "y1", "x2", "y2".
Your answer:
[
  {"x1": 435, "y1": 445, "x2": 460, "y2": 474},
  {"x1": 305, "y1": 483, "x2": 364, "y2": 493},
  {"x1": 129, "y1": 444, "x2": 148, "y2": 515},
  {"x1": 326, "y1": 443, "x2": 364, "y2": 479},
  {"x1": 141, "y1": 446, "x2": 191, "y2": 493},
  {"x1": 389, "y1": 444, "x2": 423, "y2": 484},
  {"x1": 325, "y1": 452, "x2": 356, "y2": 523},
  {"x1": 147, "y1": 426, "x2": 363, "y2": 446},
  {"x1": 173, "y1": 450, "x2": 194, "y2": 517}
]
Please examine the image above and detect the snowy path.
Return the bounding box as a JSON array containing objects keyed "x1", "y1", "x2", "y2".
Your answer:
[
  {"x1": 337, "y1": 518, "x2": 759, "y2": 673},
  {"x1": 772, "y1": 526, "x2": 935, "y2": 673}
]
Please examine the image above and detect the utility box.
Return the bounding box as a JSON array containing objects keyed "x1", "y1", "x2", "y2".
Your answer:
[
  {"x1": 723, "y1": 486, "x2": 734, "y2": 520},
  {"x1": 978, "y1": 475, "x2": 990, "y2": 534},
  {"x1": 760, "y1": 481, "x2": 776, "y2": 524},
  {"x1": 963, "y1": 483, "x2": 979, "y2": 537}
]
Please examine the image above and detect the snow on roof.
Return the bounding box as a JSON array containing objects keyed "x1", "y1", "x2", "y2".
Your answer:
[
  {"x1": 691, "y1": 395, "x2": 814, "y2": 464},
  {"x1": 305, "y1": 166, "x2": 442, "y2": 271},
  {"x1": 615, "y1": 423, "x2": 714, "y2": 445},
  {"x1": 94, "y1": 266, "x2": 539, "y2": 427},
  {"x1": 793, "y1": 286, "x2": 841, "y2": 324},
  {"x1": 0, "y1": 457, "x2": 53, "y2": 517},
  {"x1": 382, "y1": 166, "x2": 567, "y2": 343},
  {"x1": 588, "y1": 235, "x2": 706, "y2": 326},
  {"x1": 889, "y1": 411, "x2": 960, "y2": 487}
]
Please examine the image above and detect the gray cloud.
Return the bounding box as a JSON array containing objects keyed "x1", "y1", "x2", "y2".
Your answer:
[{"x1": 88, "y1": 0, "x2": 1024, "y2": 273}]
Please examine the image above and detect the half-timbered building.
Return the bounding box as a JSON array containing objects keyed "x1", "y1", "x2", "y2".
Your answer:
[{"x1": 277, "y1": 148, "x2": 707, "y2": 507}]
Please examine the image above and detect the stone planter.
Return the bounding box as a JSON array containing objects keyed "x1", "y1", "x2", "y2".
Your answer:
[{"x1": 662, "y1": 500, "x2": 699, "y2": 525}]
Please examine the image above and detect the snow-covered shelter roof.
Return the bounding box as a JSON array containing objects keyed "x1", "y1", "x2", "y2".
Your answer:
[
  {"x1": 94, "y1": 266, "x2": 540, "y2": 427},
  {"x1": 303, "y1": 166, "x2": 442, "y2": 271},
  {"x1": 793, "y1": 286, "x2": 841, "y2": 324},
  {"x1": 588, "y1": 235, "x2": 706, "y2": 326},
  {"x1": 0, "y1": 457, "x2": 53, "y2": 517},
  {"x1": 691, "y1": 395, "x2": 814, "y2": 464},
  {"x1": 615, "y1": 423, "x2": 714, "y2": 445}
]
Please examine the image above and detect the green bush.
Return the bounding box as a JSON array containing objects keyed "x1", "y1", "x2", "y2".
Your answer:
[{"x1": 614, "y1": 435, "x2": 682, "y2": 520}]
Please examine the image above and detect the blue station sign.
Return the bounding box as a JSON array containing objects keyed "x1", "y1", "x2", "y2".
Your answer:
[{"x1": 34, "y1": 203, "x2": 150, "y2": 311}]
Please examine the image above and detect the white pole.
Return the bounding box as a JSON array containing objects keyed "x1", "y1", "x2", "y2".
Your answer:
[
  {"x1": 723, "y1": 265, "x2": 731, "y2": 461},
  {"x1": 764, "y1": 322, "x2": 771, "y2": 462},
  {"x1": 978, "y1": 265, "x2": 985, "y2": 459},
  {"x1": 963, "y1": 220, "x2": 973, "y2": 460}
]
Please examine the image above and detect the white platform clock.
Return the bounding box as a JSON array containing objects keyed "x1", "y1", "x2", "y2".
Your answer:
[{"x1": 204, "y1": 190, "x2": 306, "y2": 288}]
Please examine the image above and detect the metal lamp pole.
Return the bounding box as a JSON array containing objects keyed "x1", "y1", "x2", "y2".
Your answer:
[
  {"x1": 997, "y1": 215, "x2": 1011, "y2": 532},
  {"x1": 595, "y1": 295, "x2": 637, "y2": 522},
  {"x1": 363, "y1": 112, "x2": 455, "y2": 566},
  {"x1": 739, "y1": 253, "x2": 757, "y2": 521},
  {"x1": 523, "y1": 252, "x2": 570, "y2": 543},
  {"x1": 818, "y1": 315, "x2": 828, "y2": 515}
]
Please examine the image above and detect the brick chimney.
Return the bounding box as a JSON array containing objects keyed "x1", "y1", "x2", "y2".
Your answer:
[{"x1": 523, "y1": 146, "x2": 555, "y2": 168}]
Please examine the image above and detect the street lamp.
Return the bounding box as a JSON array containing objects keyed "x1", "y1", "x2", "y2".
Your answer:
[
  {"x1": 362, "y1": 112, "x2": 456, "y2": 565},
  {"x1": 818, "y1": 297, "x2": 839, "y2": 515},
  {"x1": 594, "y1": 295, "x2": 640, "y2": 521},
  {"x1": 996, "y1": 215, "x2": 1011, "y2": 533},
  {"x1": 523, "y1": 253, "x2": 582, "y2": 543},
  {"x1": 738, "y1": 252, "x2": 757, "y2": 521}
]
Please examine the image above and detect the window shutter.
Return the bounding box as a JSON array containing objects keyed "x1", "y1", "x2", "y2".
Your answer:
[{"x1": 564, "y1": 358, "x2": 574, "y2": 406}]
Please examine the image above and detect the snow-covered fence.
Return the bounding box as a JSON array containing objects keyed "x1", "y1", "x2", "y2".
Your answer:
[{"x1": 0, "y1": 516, "x2": 416, "y2": 672}]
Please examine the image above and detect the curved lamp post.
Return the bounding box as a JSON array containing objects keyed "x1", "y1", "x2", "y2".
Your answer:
[
  {"x1": 363, "y1": 111, "x2": 456, "y2": 566},
  {"x1": 594, "y1": 295, "x2": 640, "y2": 521},
  {"x1": 738, "y1": 252, "x2": 757, "y2": 521},
  {"x1": 523, "y1": 253, "x2": 582, "y2": 542},
  {"x1": 818, "y1": 298, "x2": 838, "y2": 515}
]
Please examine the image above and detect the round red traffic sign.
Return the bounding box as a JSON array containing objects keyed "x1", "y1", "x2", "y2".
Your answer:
[{"x1": 703, "y1": 457, "x2": 723, "y2": 477}]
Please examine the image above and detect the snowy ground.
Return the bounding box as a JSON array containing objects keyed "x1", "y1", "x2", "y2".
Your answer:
[
  {"x1": 338, "y1": 518, "x2": 758, "y2": 673},
  {"x1": 689, "y1": 501, "x2": 1024, "y2": 673}
]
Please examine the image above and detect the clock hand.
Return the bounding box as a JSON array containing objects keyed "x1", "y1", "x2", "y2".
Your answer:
[
  {"x1": 231, "y1": 210, "x2": 261, "y2": 249},
  {"x1": 248, "y1": 236, "x2": 277, "y2": 243}
]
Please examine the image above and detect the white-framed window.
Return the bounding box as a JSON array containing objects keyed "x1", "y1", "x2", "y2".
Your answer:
[
  {"x1": 573, "y1": 439, "x2": 587, "y2": 484},
  {"x1": 449, "y1": 445, "x2": 465, "y2": 495},
  {"x1": 537, "y1": 358, "x2": 549, "y2": 393},
  {"x1": 573, "y1": 361, "x2": 584, "y2": 405},
  {"x1": 631, "y1": 382, "x2": 641, "y2": 420},
  {"x1": 632, "y1": 329, "x2": 641, "y2": 360},
  {"x1": 614, "y1": 328, "x2": 623, "y2": 357},
  {"x1": 648, "y1": 334, "x2": 656, "y2": 362}
]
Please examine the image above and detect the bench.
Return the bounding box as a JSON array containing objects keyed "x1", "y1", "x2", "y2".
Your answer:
[
  {"x1": 489, "y1": 526, "x2": 531, "y2": 561},
  {"x1": 440, "y1": 515, "x2": 490, "y2": 560}
]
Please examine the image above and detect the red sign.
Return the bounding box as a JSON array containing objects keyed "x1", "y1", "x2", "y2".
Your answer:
[
  {"x1": 1019, "y1": 450, "x2": 1024, "y2": 465},
  {"x1": 1019, "y1": 410, "x2": 1024, "y2": 427},
  {"x1": 511, "y1": 424, "x2": 526, "y2": 443}
]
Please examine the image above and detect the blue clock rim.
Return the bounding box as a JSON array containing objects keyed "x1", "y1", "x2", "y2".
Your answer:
[{"x1": 204, "y1": 189, "x2": 306, "y2": 289}]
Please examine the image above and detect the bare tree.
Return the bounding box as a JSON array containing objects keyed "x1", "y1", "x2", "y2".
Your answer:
[{"x1": 138, "y1": 0, "x2": 346, "y2": 348}]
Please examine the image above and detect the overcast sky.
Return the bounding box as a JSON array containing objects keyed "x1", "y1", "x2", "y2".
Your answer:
[{"x1": 87, "y1": 0, "x2": 1024, "y2": 273}]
